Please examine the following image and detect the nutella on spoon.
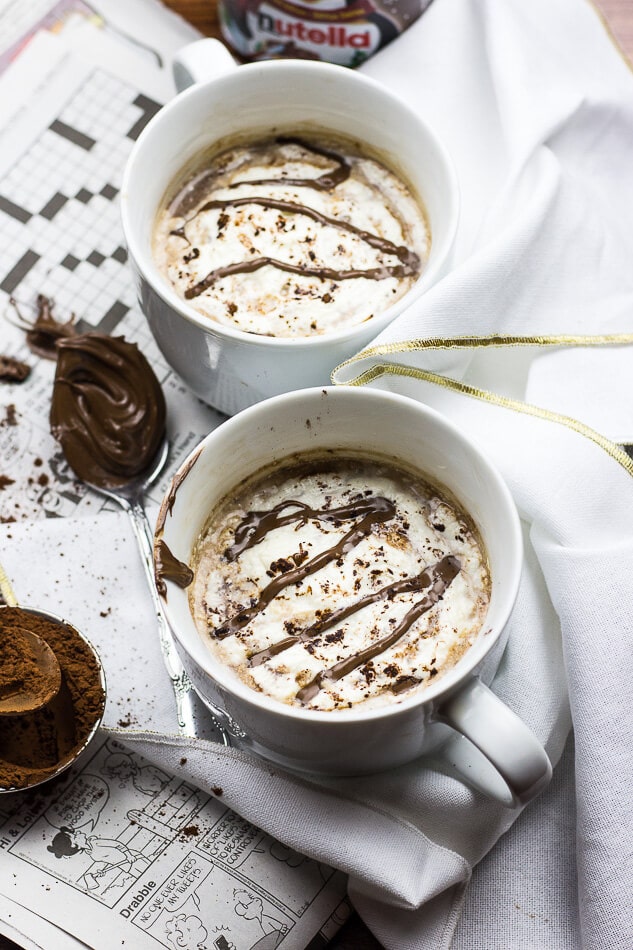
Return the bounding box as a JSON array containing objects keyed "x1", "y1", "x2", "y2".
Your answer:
[
  {"x1": 49, "y1": 332, "x2": 201, "y2": 733},
  {"x1": 50, "y1": 334, "x2": 166, "y2": 490}
]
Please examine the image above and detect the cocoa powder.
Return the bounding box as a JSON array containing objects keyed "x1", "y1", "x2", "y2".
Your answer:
[{"x1": 0, "y1": 606, "x2": 105, "y2": 791}]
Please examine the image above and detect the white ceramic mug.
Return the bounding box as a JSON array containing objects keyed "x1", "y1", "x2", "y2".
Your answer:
[
  {"x1": 121, "y1": 40, "x2": 459, "y2": 416},
  {"x1": 154, "y1": 387, "x2": 552, "y2": 806}
]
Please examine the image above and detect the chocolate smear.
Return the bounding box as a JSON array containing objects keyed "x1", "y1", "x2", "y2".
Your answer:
[
  {"x1": 10, "y1": 295, "x2": 77, "y2": 360},
  {"x1": 154, "y1": 539, "x2": 194, "y2": 598}
]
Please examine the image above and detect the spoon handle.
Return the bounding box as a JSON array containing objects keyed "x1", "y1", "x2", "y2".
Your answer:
[
  {"x1": 125, "y1": 499, "x2": 199, "y2": 734},
  {"x1": 0, "y1": 562, "x2": 18, "y2": 607}
]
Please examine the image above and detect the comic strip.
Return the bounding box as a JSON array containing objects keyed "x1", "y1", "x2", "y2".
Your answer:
[{"x1": 1, "y1": 737, "x2": 348, "y2": 949}]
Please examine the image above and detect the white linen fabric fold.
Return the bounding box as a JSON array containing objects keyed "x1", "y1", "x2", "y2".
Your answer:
[
  {"x1": 332, "y1": 0, "x2": 633, "y2": 945},
  {"x1": 3, "y1": 0, "x2": 633, "y2": 946}
]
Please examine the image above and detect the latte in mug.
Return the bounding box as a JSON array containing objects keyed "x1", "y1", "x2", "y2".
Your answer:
[
  {"x1": 152, "y1": 135, "x2": 430, "y2": 338},
  {"x1": 188, "y1": 452, "x2": 490, "y2": 712}
]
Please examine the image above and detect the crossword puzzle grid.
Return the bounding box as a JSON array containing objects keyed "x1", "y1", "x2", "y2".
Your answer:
[
  {"x1": 0, "y1": 68, "x2": 226, "y2": 523},
  {"x1": 0, "y1": 68, "x2": 161, "y2": 334}
]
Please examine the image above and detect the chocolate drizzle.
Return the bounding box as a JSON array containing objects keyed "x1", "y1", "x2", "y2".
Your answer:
[
  {"x1": 209, "y1": 491, "x2": 462, "y2": 704},
  {"x1": 228, "y1": 137, "x2": 352, "y2": 191},
  {"x1": 50, "y1": 334, "x2": 166, "y2": 490},
  {"x1": 225, "y1": 496, "x2": 395, "y2": 561},
  {"x1": 171, "y1": 137, "x2": 421, "y2": 300},
  {"x1": 295, "y1": 555, "x2": 459, "y2": 704},
  {"x1": 215, "y1": 496, "x2": 396, "y2": 639},
  {"x1": 248, "y1": 566, "x2": 448, "y2": 667}
]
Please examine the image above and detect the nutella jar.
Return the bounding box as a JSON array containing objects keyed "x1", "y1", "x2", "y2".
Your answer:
[{"x1": 218, "y1": 0, "x2": 432, "y2": 67}]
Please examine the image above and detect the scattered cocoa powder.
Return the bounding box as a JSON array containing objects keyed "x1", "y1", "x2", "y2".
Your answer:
[
  {"x1": 2, "y1": 404, "x2": 17, "y2": 426},
  {"x1": 0, "y1": 356, "x2": 30, "y2": 383},
  {"x1": 0, "y1": 606, "x2": 105, "y2": 790},
  {"x1": 180, "y1": 825, "x2": 199, "y2": 838}
]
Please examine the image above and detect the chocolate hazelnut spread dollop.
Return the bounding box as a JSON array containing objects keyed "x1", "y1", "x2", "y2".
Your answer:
[{"x1": 50, "y1": 334, "x2": 166, "y2": 490}]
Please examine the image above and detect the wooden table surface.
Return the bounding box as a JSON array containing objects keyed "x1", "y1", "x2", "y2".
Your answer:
[{"x1": 0, "y1": 5, "x2": 629, "y2": 950}]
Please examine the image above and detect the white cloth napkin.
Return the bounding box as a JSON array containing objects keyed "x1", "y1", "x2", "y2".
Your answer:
[
  {"x1": 0, "y1": 508, "x2": 570, "y2": 950},
  {"x1": 335, "y1": 0, "x2": 633, "y2": 946},
  {"x1": 4, "y1": 0, "x2": 633, "y2": 947}
]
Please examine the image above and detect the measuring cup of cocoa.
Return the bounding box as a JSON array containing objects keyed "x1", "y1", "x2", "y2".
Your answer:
[
  {"x1": 121, "y1": 51, "x2": 459, "y2": 416},
  {"x1": 0, "y1": 606, "x2": 106, "y2": 793}
]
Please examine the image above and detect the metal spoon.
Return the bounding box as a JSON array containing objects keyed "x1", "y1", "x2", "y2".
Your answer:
[
  {"x1": 0, "y1": 565, "x2": 63, "y2": 717},
  {"x1": 0, "y1": 623, "x2": 62, "y2": 716},
  {"x1": 0, "y1": 566, "x2": 106, "y2": 793},
  {"x1": 78, "y1": 436, "x2": 228, "y2": 742}
]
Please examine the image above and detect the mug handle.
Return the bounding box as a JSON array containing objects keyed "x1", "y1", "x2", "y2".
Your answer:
[
  {"x1": 438, "y1": 677, "x2": 552, "y2": 807},
  {"x1": 172, "y1": 38, "x2": 238, "y2": 92}
]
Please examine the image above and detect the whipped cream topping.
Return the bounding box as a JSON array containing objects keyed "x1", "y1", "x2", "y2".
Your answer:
[
  {"x1": 190, "y1": 455, "x2": 490, "y2": 711},
  {"x1": 153, "y1": 137, "x2": 429, "y2": 338}
]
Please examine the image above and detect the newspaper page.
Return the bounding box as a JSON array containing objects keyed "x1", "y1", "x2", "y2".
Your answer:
[
  {"x1": 0, "y1": 735, "x2": 349, "y2": 950},
  {"x1": 0, "y1": 3, "x2": 350, "y2": 948},
  {"x1": 0, "y1": 0, "x2": 224, "y2": 524}
]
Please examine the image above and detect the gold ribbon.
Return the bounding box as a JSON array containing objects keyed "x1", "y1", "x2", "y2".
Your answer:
[
  {"x1": 333, "y1": 331, "x2": 633, "y2": 475},
  {"x1": 335, "y1": 330, "x2": 633, "y2": 366}
]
